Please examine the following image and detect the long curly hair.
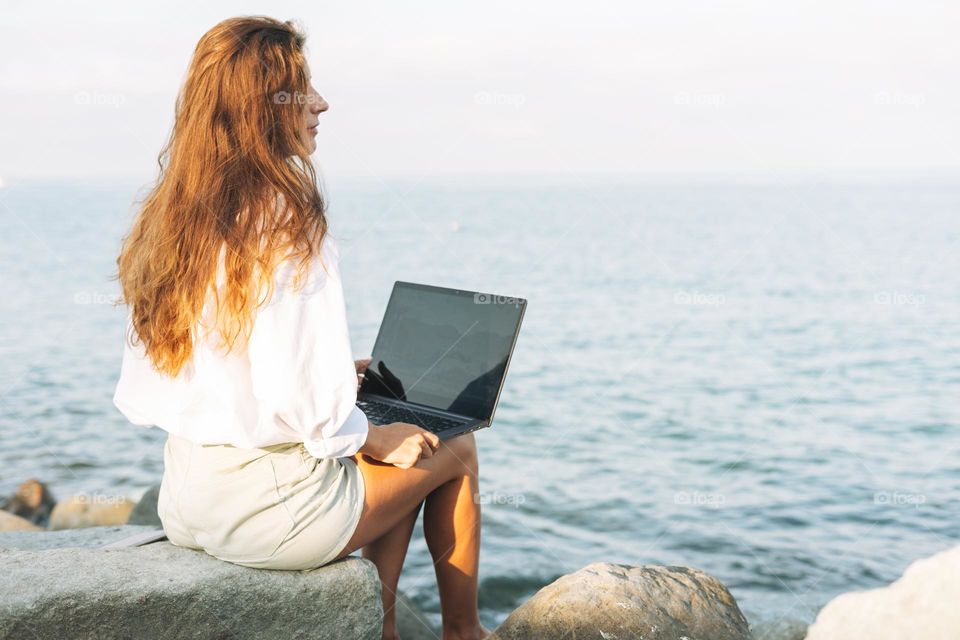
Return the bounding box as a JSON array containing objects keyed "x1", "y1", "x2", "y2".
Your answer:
[{"x1": 117, "y1": 16, "x2": 326, "y2": 377}]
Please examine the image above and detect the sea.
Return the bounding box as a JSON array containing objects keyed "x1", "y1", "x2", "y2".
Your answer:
[{"x1": 1, "y1": 177, "x2": 958, "y2": 630}]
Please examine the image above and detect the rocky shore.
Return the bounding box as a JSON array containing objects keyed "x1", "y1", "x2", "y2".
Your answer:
[{"x1": 1, "y1": 479, "x2": 956, "y2": 639}]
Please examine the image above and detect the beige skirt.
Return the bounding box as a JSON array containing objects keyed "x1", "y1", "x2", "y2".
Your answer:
[{"x1": 157, "y1": 433, "x2": 366, "y2": 570}]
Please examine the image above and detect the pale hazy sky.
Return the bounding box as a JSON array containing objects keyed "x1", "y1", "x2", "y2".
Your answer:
[{"x1": 1, "y1": 0, "x2": 957, "y2": 184}]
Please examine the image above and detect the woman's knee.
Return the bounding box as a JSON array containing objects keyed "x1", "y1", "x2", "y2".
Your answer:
[{"x1": 440, "y1": 432, "x2": 478, "y2": 476}]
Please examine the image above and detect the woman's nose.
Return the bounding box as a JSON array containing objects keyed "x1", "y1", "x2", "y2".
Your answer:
[{"x1": 312, "y1": 96, "x2": 329, "y2": 114}]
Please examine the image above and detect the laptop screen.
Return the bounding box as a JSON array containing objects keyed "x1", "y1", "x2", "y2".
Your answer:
[{"x1": 360, "y1": 282, "x2": 526, "y2": 420}]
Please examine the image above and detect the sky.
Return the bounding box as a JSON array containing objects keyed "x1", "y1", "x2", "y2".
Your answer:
[{"x1": 0, "y1": 0, "x2": 958, "y2": 184}]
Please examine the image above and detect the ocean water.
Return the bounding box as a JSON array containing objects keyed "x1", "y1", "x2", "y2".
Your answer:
[{"x1": 1, "y1": 178, "x2": 958, "y2": 629}]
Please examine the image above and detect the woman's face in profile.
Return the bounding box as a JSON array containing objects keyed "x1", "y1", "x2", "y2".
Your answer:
[{"x1": 301, "y1": 64, "x2": 328, "y2": 154}]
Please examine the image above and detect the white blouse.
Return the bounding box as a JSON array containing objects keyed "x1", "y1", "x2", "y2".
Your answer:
[{"x1": 113, "y1": 234, "x2": 370, "y2": 459}]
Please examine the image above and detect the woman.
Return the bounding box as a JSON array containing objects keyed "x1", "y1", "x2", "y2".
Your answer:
[{"x1": 114, "y1": 16, "x2": 490, "y2": 640}]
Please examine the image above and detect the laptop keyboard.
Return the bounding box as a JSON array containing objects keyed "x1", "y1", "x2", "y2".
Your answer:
[{"x1": 357, "y1": 399, "x2": 467, "y2": 434}]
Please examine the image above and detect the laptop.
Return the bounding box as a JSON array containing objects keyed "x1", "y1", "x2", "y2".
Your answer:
[{"x1": 356, "y1": 281, "x2": 527, "y2": 440}]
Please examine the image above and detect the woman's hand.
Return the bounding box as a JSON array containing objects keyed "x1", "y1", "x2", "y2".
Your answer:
[
  {"x1": 354, "y1": 358, "x2": 372, "y2": 391},
  {"x1": 359, "y1": 421, "x2": 441, "y2": 469}
]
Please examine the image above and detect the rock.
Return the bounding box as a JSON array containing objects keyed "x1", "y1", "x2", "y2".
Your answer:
[
  {"x1": 489, "y1": 562, "x2": 750, "y2": 640},
  {"x1": 395, "y1": 591, "x2": 441, "y2": 639},
  {"x1": 3, "y1": 479, "x2": 56, "y2": 527},
  {"x1": 48, "y1": 494, "x2": 135, "y2": 530},
  {"x1": 750, "y1": 617, "x2": 808, "y2": 640},
  {"x1": 0, "y1": 511, "x2": 42, "y2": 533},
  {"x1": 805, "y1": 544, "x2": 960, "y2": 640},
  {"x1": 126, "y1": 484, "x2": 161, "y2": 526},
  {"x1": 0, "y1": 542, "x2": 383, "y2": 639},
  {"x1": 0, "y1": 525, "x2": 161, "y2": 550}
]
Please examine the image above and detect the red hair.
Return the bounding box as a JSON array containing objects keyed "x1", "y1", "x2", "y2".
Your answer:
[{"x1": 117, "y1": 16, "x2": 326, "y2": 376}]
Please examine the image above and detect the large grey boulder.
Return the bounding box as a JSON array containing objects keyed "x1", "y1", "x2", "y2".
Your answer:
[
  {"x1": 806, "y1": 544, "x2": 960, "y2": 639},
  {"x1": 490, "y1": 562, "x2": 750, "y2": 640},
  {"x1": 0, "y1": 540, "x2": 383, "y2": 639},
  {"x1": 0, "y1": 525, "x2": 159, "y2": 550}
]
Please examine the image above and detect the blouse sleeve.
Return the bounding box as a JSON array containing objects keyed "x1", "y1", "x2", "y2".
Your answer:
[{"x1": 246, "y1": 236, "x2": 370, "y2": 459}]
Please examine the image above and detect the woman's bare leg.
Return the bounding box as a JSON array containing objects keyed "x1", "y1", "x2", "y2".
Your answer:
[
  {"x1": 335, "y1": 433, "x2": 490, "y2": 640},
  {"x1": 424, "y1": 455, "x2": 486, "y2": 638},
  {"x1": 363, "y1": 500, "x2": 423, "y2": 640}
]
